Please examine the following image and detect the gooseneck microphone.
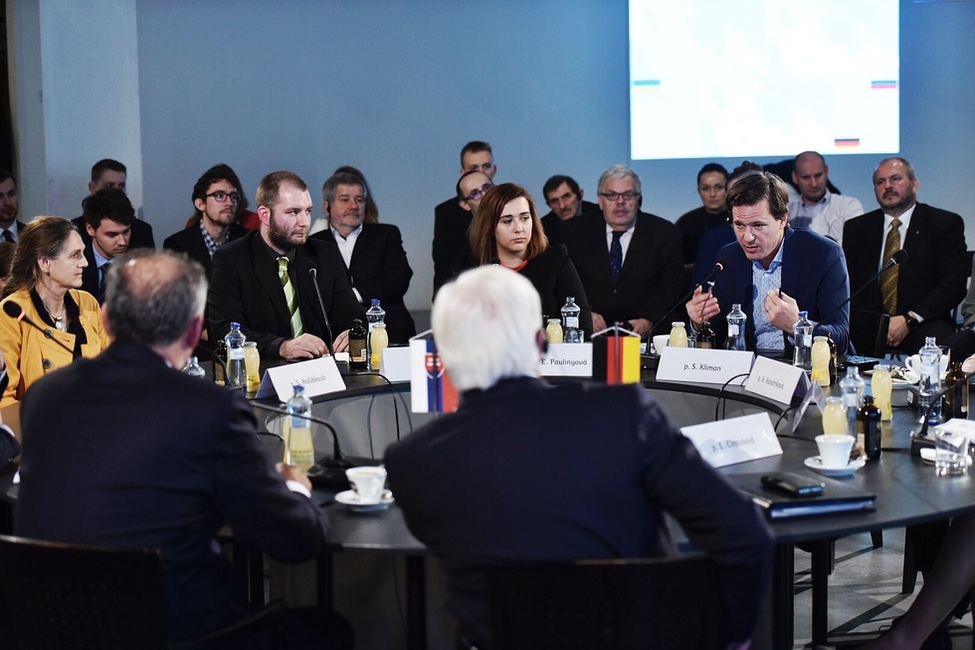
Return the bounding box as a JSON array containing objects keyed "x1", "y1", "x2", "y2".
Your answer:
[
  {"x1": 306, "y1": 262, "x2": 335, "y2": 356},
  {"x1": 648, "y1": 257, "x2": 728, "y2": 338},
  {"x1": 819, "y1": 249, "x2": 909, "y2": 328},
  {"x1": 3, "y1": 301, "x2": 74, "y2": 355}
]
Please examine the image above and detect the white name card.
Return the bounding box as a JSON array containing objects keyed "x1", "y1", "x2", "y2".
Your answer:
[
  {"x1": 255, "y1": 356, "x2": 346, "y2": 403},
  {"x1": 681, "y1": 412, "x2": 783, "y2": 468},
  {"x1": 655, "y1": 347, "x2": 754, "y2": 385},
  {"x1": 380, "y1": 346, "x2": 412, "y2": 382},
  {"x1": 540, "y1": 343, "x2": 593, "y2": 377},
  {"x1": 744, "y1": 356, "x2": 804, "y2": 405}
]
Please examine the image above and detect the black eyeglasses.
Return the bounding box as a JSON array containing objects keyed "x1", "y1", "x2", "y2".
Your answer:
[
  {"x1": 465, "y1": 183, "x2": 493, "y2": 202},
  {"x1": 206, "y1": 191, "x2": 241, "y2": 204},
  {"x1": 598, "y1": 191, "x2": 640, "y2": 202}
]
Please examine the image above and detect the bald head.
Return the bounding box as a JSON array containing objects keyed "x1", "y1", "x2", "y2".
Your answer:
[
  {"x1": 105, "y1": 250, "x2": 207, "y2": 346},
  {"x1": 792, "y1": 151, "x2": 829, "y2": 205}
]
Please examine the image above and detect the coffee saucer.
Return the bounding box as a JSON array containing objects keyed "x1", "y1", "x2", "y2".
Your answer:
[
  {"x1": 804, "y1": 455, "x2": 866, "y2": 477},
  {"x1": 335, "y1": 489, "x2": 394, "y2": 512}
]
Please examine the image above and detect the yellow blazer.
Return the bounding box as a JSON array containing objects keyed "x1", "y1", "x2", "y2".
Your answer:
[{"x1": 0, "y1": 288, "x2": 110, "y2": 407}]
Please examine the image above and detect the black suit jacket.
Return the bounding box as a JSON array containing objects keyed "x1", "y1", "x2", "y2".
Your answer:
[
  {"x1": 208, "y1": 230, "x2": 366, "y2": 357},
  {"x1": 562, "y1": 211, "x2": 684, "y2": 328},
  {"x1": 385, "y1": 377, "x2": 773, "y2": 648},
  {"x1": 15, "y1": 342, "x2": 330, "y2": 642},
  {"x1": 432, "y1": 196, "x2": 473, "y2": 297},
  {"x1": 163, "y1": 223, "x2": 247, "y2": 279},
  {"x1": 79, "y1": 241, "x2": 104, "y2": 300},
  {"x1": 311, "y1": 224, "x2": 416, "y2": 344},
  {"x1": 843, "y1": 203, "x2": 968, "y2": 352}
]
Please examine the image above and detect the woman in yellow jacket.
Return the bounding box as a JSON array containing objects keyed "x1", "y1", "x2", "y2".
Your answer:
[{"x1": 0, "y1": 217, "x2": 110, "y2": 407}]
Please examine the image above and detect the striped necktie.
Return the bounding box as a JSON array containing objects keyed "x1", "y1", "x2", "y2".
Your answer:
[
  {"x1": 277, "y1": 256, "x2": 304, "y2": 337},
  {"x1": 880, "y1": 219, "x2": 901, "y2": 314}
]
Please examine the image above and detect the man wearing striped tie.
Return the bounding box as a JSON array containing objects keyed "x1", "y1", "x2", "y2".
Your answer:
[
  {"x1": 843, "y1": 157, "x2": 968, "y2": 354},
  {"x1": 208, "y1": 171, "x2": 365, "y2": 360}
]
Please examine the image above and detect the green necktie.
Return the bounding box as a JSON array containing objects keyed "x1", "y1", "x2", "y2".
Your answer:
[{"x1": 277, "y1": 256, "x2": 304, "y2": 337}]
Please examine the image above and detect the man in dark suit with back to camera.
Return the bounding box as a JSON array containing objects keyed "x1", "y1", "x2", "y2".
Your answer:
[
  {"x1": 310, "y1": 171, "x2": 416, "y2": 344},
  {"x1": 843, "y1": 157, "x2": 968, "y2": 354},
  {"x1": 208, "y1": 170, "x2": 365, "y2": 359},
  {"x1": 14, "y1": 250, "x2": 352, "y2": 648},
  {"x1": 562, "y1": 164, "x2": 684, "y2": 338},
  {"x1": 685, "y1": 170, "x2": 851, "y2": 354},
  {"x1": 385, "y1": 265, "x2": 773, "y2": 650}
]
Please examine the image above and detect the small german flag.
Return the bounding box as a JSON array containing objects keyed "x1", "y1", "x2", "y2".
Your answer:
[{"x1": 592, "y1": 331, "x2": 642, "y2": 384}]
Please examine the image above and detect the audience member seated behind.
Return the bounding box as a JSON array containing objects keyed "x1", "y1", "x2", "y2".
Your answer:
[
  {"x1": 675, "y1": 162, "x2": 730, "y2": 288},
  {"x1": 0, "y1": 217, "x2": 109, "y2": 407},
  {"x1": 685, "y1": 170, "x2": 851, "y2": 354},
  {"x1": 469, "y1": 182, "x2": 593, "y2": 339},
  {"x1": 385, "y1": 266, "x2": 773, "y2": 650}
]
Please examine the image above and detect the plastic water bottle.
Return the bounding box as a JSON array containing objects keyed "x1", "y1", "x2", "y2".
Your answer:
[
  {"x1": 561, "y1": 297, "x2": 582, "y2": 343},
  {"x1": 365, "y1": 299, "x2": 386, "y2": 363},
  {"x1": 182, "y1": 356, "x2": 206, "y2": 379},
  {"x1": 840, "y1": 366, "x2": 865, "y2": 439},
  {"x1": 285, "y1": 384, "x2": 314, "y2": 470},
  {"x1": 224, "y1": 322, "x2": 246, "y2": 390},
  {"x1": 725, "y1": 303, "x2": 747, "y2": 351},
  {"x1": 792, "y1": 311, "x2": 813, "y2": 373},
  {"x1": 918, "y1": 336, "x2": 943, "y2": 424}
]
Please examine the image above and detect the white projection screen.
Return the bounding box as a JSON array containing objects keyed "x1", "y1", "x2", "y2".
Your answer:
[{"x1": 629, "y1": 1, "x2": 900, "y2": 160}]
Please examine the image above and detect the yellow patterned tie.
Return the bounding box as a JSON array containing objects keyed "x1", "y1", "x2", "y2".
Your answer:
[
  {"x1": 277, "y1": 257, "x2": 304, "y2": 337},
  {"x1": 880, "y1": 218, "x2": 901, "y2": 314}
]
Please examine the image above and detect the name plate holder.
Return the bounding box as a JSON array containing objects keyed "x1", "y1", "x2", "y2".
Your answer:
[
  {"x1": 655, "y1": 347, "x2": 755, "y2": 385},
  {"x1": 540, "y1": 343, "x2": 593, "y2": 377},
  {"x1": 380, "y1": 346, "x2": 412, "y2": 382},
  {"x1": 681, "y1": 412, "x2": 783, "y2": 468},
  {"x1": 256, "y1": 356, "x2": 347, "y2": 403}
]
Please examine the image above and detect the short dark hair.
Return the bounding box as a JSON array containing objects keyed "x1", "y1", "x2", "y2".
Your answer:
[
  {"x1": 696, "y1": 163, "x2": 728, "y2": 186},
  {"x1": 90, "y1": 159, "x2": 126, "y2": 183},
  {"x1": 725, "y1": 171, "x2": 790, "y2": 221},
  {"x1": 82, "y1": 188, "x2": 135, "y2": 230},
  {"x1": 192, "y1": 164, "x2": 244, "y2": 217},
  {"x1": 105, "y1": 249, "x2": 207, "y2": 347},
  {"x1": 542, "y1": 175, "x2": 582, "y2": 203},
  {"x1": 0, "y1": 169, "x2": 15, "y2": 187},
  {"x1": 460, "y1": 141, "x2": 492, "y2": 167},
  {"x1": 256, "y1": 171, "x2": 308, "y2": 210}
]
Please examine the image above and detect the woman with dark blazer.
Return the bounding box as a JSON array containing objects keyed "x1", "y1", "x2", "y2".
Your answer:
[{"x1": 469, "y1": 183, "x2": 593, "y2": 339}]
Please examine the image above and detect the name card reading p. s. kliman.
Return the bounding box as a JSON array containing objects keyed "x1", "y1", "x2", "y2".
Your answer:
[
  {"x1": 255, "y1": 356, "x2": 346, "y2": 403},
  {"x1": 681, "y1": 412, "x2": 783, "y2": 468},
  {"x1": 655, "y1": 347, "x2": 754, "y2": 385},
  {"x1": 539, "y1": 343, "x2": 593, "y2": 377},
  {"x1": 744, "y1": 355, "x2": 804, "y2": 405}
]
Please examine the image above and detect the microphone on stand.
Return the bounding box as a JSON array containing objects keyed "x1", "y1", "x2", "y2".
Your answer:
[
  {"x1": 648, "y1": 258, "x2": 728, "y2": 338},
  {"x1": 820, "y1": 249, "x2": 909, "y2": 327},
  {"x1": 306, "y1": 262, "x2": 335, "y2": 356},
  {"x1": 2, "y1": 301, "x2": 75, "y2": 355}
]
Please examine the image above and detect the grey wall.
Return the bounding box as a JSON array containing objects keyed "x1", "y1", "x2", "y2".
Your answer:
[{"x1": 20, "y1": 0, "x2": 975, "y2": 310}]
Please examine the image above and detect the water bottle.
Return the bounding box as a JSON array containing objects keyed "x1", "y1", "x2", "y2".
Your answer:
[
  {"x1": 365, "y1": 299, "x2": 386, "y2": 362},
  {"x1": 285, "y1": 384, "x2": 315, "y2": 470},
  {"x1": 918, "y1": 336, "x2": 943, "y2": 424},
  {"x1": 224, "y1": 322, "x2": 246, "y2": 390},
  {"x1": 182, "y1": 356, "x2": 206, "y2": 379},
  {"x1": 561, "y1": 297, "x2": 582, "y2": 343},
  {"x1": 840, "y1": 366, "x2": 865, "y2": 441},
  {"x1": 792, "y1": 310, "x2": 813, "y2": 373},
  {"x1": 725, "y1": 303, "x2": 747, "y2": 351}
]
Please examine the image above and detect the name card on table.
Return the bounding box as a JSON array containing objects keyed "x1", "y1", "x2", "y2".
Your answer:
[
  {"x1": 681, "y1": 412, "x2": 783, "y2": 468},
  {"x1": 540, "y1": 343, "x2": 593, "y2": 377},
  {"x1": 380, "y1": 346, "x2": 412, "y2": 382},
  {"x1": 255, "y1": 356, "x2": 346, "y2": 403},
  {"x1": 744, "y1": 356, "x2": 805, "y2": 405},
  {"x1": 655, "y1": 347, "x2": 755, "y2": 385}
]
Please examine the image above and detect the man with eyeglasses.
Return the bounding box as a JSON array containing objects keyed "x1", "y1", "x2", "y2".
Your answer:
[
  {"x1": 310, "y1": 171, "x2": 416, "y2": 344},
  {"x1": 164, "y1": 165, "x2": 248, "y2": 279},
  {"x1": 562, "y1": 165, "x2": 684, "y2": 338},
  {"x1": 72, "y1": 158, "x2": 155, "y2": 251},
  {"x1": 432, "y1": 141, "x2": 498, "y2": 296}
]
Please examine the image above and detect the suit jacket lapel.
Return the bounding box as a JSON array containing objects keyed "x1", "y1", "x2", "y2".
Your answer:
[
  {"x1": 780, "y1": 229, "x2": 798, "y2": 299},
  {"x1": 616, "y1": 216, "x2": 644, "y2": 282},
  {"x1": 249, "y1": 234, "x2": 290, "y2": 325}
]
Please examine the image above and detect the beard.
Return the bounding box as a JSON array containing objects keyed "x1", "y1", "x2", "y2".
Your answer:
[{"x1": 267, "y1": 214, "x2": 306, "y2": 251}]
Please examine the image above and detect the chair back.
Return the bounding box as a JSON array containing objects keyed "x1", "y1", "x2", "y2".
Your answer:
[
  {"x1": 850, "y1": 309, "x2": 891, "y2": 358},
  {"x1": 0, "y1": 534, "x2": 167, "y2": 650},
  {"x1": 490, "y1": 555, "x2": 723, "y2": 650}
]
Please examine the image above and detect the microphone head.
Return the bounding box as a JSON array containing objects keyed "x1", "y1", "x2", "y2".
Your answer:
[
  {"x1": 306, "y1": 261, "x2": 318, "y2": 276},
  {"x1": 2, "y1": 301, "x2": 22, "y2": 319},
  {"x1": 714, "y1": 257, "x2": 729, "y2": 272},
  {"x1": 892, "y1": 249, "x2": 909, "y2": 266}
]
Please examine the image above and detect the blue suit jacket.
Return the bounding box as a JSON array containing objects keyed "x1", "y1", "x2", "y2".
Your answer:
[{"x1": 710, "y1": 227, "x2": 851, "y2": 353}]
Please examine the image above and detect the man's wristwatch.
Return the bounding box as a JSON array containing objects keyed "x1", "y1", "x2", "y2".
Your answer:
[{"x1": 905, "y1": 315, "x2": 920, "y2": 331}]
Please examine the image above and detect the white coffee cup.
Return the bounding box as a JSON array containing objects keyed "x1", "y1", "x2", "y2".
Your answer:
[
  {"x1": 905, "y1": 354, "x2": 949, "y2": 377},
  {"x1": 652, "y1": 334, "x2": 669, "y2": 355},
  {"x1": 346, "y1": 466, "x2": 387, "y2": 502},
  {"x1": 815, "y1": 434, "x2": 855, "y2": 469}
]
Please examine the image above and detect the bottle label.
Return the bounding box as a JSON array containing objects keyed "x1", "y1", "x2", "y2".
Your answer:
[
  {"x1": 728, "y1": 324, "x2": 739, "y2": 336},
  {"x1": 565, "y1": 316, "x2": 579, "y2": 328},
  {"x1": 229, "y1": 348, "x2": 244, "y2": 361},
  {"x1": 843, "y1": 394, "x2": 857, "y2": 408},
  {"x1": 803, "y1": 334, "x2": 813, "y2": 347}
]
